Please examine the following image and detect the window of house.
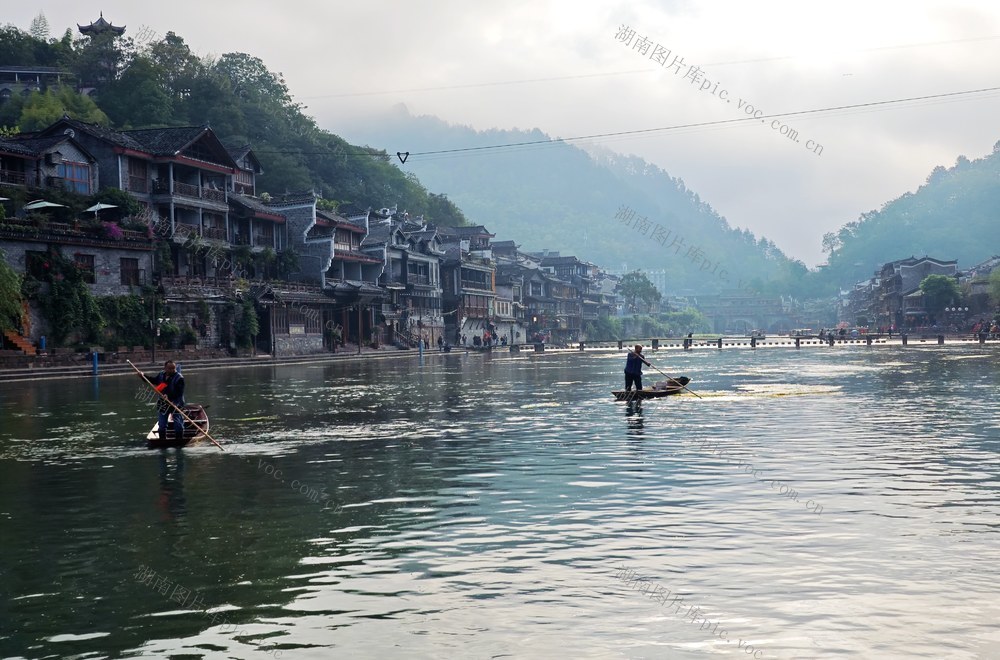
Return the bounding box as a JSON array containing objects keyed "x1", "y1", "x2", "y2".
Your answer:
[
  {"x1": 127, "y1": 158, "x2": 148, "y2": 193},
  {"x1": 120, "y1": 258, "x2": 141, "y2": 286},
  {"x1": 305, "y1": 308, "x2": 322, "y2": 334},
  {"x1": 288, "y1": 307, "x2": 322, "y2": 334},
  {"x1": 57, "y1": 161, "x2": 91, "y2": 194},
  {"x1": 274, "y1": 307, "x2": 289, "y2": 334},
  {"x1": 74, "y1": 253, "x2": 95, "y2": 283}
]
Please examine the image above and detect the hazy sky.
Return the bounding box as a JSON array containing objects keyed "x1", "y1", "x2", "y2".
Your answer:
[{"x1": 11, "y1": 2, "x2": 1000, "y2": 265}]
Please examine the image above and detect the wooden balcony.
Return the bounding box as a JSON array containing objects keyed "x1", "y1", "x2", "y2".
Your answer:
[
  {"x1": 0, "y1": 169, "x2": 28, "y2": 186},
  {"x1": 175, "y1": 223, "x2": 200, "y2": 239},
  {"x1": 202, "y1": 187, "x2": 226, "y2": 203},
  {"x1": 203, "y1": 226, "x2": 227, "y2": 241},
  {"x1": 173, "y1": 181, "x2": 200, "y2": 198},
  {"x1": 461, "y1": 280, "x2": 492, "y2": 292},
  {"x1": 154, "y1": 180, "x2": 227, "y2": 205}
]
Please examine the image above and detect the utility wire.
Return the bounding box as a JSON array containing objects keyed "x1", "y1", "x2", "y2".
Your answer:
[
  {"x1": 408, "y1": 85, "x2": 1000, "y2": 157},
  {"x1": 254, "y1": 84, "x2": 1000, "y2": 159}
]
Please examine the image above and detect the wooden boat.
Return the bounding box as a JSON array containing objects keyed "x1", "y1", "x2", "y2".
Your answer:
[
  {"x1": 612, "y1": 377, "x2": 690, "y2": 401},
  {"x1": 146, "y1": 404, "x2": 210, "y2": 449}
]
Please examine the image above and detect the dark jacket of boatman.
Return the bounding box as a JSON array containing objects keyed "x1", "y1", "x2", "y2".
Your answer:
[
  {"x1": 147, "y1": 370, "x2": 185, "y2": 411},
  {"x1": 624, "y1": 348, "x2": 649, "y2": 392},
  {"x1": 624, "y1": 352, "x2": 646, "y2": 376}
]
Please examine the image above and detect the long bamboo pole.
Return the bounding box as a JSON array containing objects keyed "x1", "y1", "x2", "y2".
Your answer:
[
  {"x1": 127, "y1": 359, "x2": 225, "y2": 451},
  {"x1": 627, "y1": 350, "x2": 702, "y2": 399}
]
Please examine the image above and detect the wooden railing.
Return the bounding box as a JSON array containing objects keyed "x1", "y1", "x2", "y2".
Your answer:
[
  {"x1": 202, "y1": 187, "x2": 226, "y2": 203},
  {"x1": 203, "y1": 226, "x2": 227, "y2": 241},
  {"x1": 175, "y1": 223, "x2": 200, "y2": 238},
  {"x1": 172, "y1": 181, "x2": 200, "y2": 198},
  {"x1": 0, "y1": 169, "x2": 28, "y2": 186}
]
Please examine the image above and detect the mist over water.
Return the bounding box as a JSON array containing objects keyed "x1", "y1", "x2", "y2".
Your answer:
[{"x1": 2, "y1": 346, "x2": 998, "y2": 658}]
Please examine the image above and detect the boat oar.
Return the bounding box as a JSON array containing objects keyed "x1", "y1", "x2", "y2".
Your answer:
[
  {"x1": 127, "y1": 359, "x2": 225, "y2": 451},
  {"x1": 628, "y1": 350, "x2": 702, "y2": 399}
]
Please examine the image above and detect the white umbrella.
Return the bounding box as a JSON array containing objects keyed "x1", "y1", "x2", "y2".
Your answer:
[
  {"x1": 85, "y1": 202, "x2": 118, "y2": 214},
  {"x1": 24, "y1": 200, "x2": 67, "y2": 210}
]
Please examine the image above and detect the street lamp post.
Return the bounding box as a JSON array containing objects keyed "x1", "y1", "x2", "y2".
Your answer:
[
  {"x1": 150, "y1": 284, "x2": 165, "y2": 364},
  {"x1": 151, "y1": 294, "x2": 156, "y2": 365}
]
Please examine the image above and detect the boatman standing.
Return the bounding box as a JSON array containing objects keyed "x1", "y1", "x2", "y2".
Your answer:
[
  {"x1": 624, "y1": 345, "x2": 651, "y2": 392},
  {"x1": 141, "y1": 360, "x2": 186, "y2": 443}
]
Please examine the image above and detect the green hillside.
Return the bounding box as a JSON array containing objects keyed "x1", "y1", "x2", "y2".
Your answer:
[
  {"x1": 340, "y1": 108, "x2": 826, "y2": 297},
  {"x1": 822, "y1": 147, "x2": 1000, "y2": 285},
  {"x1": 0, "y1": 21, "x2": 468, "y2": 226}
]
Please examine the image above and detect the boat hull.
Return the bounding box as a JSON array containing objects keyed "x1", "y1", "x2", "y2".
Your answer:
[
  {"x1": 612, "y1": 377, "x2": 690, "y2": 401},
  {"x1": 146, "y1": 404, "x2": 210, "y2": 449}
]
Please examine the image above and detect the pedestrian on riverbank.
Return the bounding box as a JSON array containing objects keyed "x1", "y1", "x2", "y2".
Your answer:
[{"x1": 624, "y1": 345, "x2": 650, "y2": 392}]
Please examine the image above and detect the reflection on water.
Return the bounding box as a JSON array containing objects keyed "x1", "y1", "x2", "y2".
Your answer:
[
  {"x1": 1, "y1": 346, "x2": 999, "y2": 658},
  {"x1": 624, "y1": 399, "x2": 644, "y2": 437},
  {"x1": 157, "y1": 450, "x2": 186, "y2": 522}
]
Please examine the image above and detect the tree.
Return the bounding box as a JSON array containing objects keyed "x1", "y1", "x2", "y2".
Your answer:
[
  {"x1": 29, "y1": 12, "x2": 50, "y2": 41},
  {"x1": 18, "y1": 88, "x2": 108, "y2": 131},
  {"x1": 425, "y1": 192, "x2": 468, "y2": 227},
  {"x1": 617, "y1": 271, "x2": 662, "y2": 313},
  {"x1": 100, "y1": 56, "x2": 174, "y2": 126},
  {"x1": 0, "y1": 249, "x2": 23, "y2": 333},
  {"x1": 919, "y1": 274, "x2": 961, "y2": 317},
  {"x1": 147, "y1": 32, "x2": 203, "y2": 100},
  {"x1": 988, "y1": 269, "x2": 1000, "y2": 311}
]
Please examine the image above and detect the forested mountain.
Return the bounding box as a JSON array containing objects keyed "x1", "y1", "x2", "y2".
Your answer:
[
  {"x1": 821, "y1": 146, "x2": 1000, "y2": 285},
  {"x1": 0, "y1": 20, "x2": 468, "y2": 226},
  {"x1": 340, "y1": 107, "x2": 828, "y2": 297},
  {"x1": 6, "y1": 15, "x2": 996, "y2": 299}
]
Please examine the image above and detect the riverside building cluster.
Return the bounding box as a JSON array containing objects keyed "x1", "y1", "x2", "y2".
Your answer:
[{"x1": 0, "y1": 116, "x2": 627, "y2": 363}]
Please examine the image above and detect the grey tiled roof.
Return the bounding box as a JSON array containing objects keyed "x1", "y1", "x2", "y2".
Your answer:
[
  {"x1": 437, "y1": 225, "x2": 494, "y2": 238},
  {"x1": 0, "y1": 137, "x2": 42, "y2": 157},
  {"x1": 229, "y1": 193, "x2": 285, "y2": 218},
  {"x1": 362, "y1": 223, "x2": 392, "y2": 247},
  {"x1": 124, "y1": 126, "x2": 209, "y2": 156},
  {"x1": 44, "y1": 117, "x2": 147, "y2": 151}
]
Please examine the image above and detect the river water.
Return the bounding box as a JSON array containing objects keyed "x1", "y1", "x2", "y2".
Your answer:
[{"x1": 1, "y1": 346, "x2": 998, "y2": 659}]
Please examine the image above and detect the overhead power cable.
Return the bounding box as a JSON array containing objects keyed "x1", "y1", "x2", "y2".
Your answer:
[{"x1": 253, "y1": 84, "x2": 1000, "y2": 160}]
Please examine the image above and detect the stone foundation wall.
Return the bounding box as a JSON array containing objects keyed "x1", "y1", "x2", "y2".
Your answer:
[{"x1": 274, "y1": 334, "x2": 325, "y2": 356}]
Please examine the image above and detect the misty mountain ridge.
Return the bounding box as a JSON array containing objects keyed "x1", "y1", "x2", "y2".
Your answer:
[
  {"x1": 821, "y1": 142, "x2": 1000, "y2": 286},
  {"x1": 337, "y1": 105, "x2": 810, "y2": 297}
]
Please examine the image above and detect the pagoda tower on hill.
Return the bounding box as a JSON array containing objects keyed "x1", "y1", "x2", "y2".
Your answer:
[{"x1": 77, "y1": 12, "x2": 126, "y2": 37}]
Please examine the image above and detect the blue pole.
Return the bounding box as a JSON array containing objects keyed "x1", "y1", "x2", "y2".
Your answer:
[
  {"x1": 40, "y1": 336, "x2": 46, "y2": 351},
  {"x1": 92, "y1": 351, "x2": 98, "y2": 374}
]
